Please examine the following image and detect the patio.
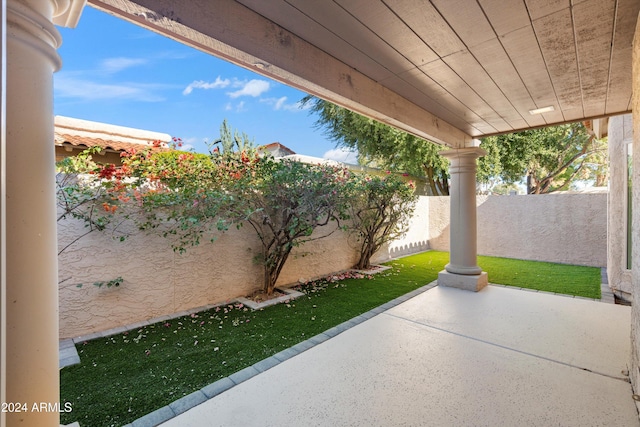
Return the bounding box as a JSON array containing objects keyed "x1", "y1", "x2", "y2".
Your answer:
[
  {"x1": 152, "y1": 284, "x2": 638, "y2": 427},
  {"x1": 4, "y1": 2, "x2": 640, "y2": 425}
]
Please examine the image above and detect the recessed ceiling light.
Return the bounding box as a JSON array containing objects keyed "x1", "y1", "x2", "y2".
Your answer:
[{"x1": 529, "y1": 106, "x2": 555, "y2": 115}]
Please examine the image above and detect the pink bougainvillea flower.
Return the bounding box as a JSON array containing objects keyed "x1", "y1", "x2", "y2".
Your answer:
[{"x1": 98, "y1": 164, "x2": 117, "y2": 179}]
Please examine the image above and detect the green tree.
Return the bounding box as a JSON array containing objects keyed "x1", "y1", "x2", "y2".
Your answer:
[
  {"x1": 476, "y1": 137, "x2": 503, "y2": 193},
  {"x1": 345, "y1": 174, "x2": 417, "y2": 269},
  {"x1": 484, "y1": 123, "x2": 607, "y2": 194},
  {"x1": 302, "y1": 96, "x2": 450, "y2": 195},
  {"x1": 68, "y1": 121, "x2": 351, "y2": 295},
  {"x1": 57, "y1": 120, "x2": 427, "y2": 296},
  {"x1": 572, "y1": 135, "x2": 608, "y2": 188},
  {"x1": 209, "y1": 118, "x2": 254, "y2": 154},
  {"x1": 128, "y1": 150, "x2": 229, "y2": 250},
  {"x1": 224, "y1": 157, "x2": 351, "y2": 294},
  {"x1": 304, "y1": 96, "x2": 608, "y2": 195}
]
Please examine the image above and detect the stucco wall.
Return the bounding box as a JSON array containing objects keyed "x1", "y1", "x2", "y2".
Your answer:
[
  {"x1": 629, "y1": 15, "x2": 640, "y2": 402},
  {"x1": 58, "y1": 198, "x2": 430, "y2": 339},
  {"x1": 608, "y1": 114, "x2": 634, "y2": 298},
  {"x1": 60, "y1": 192, "x2": 608, "y2": 339},
  {"x1": 429, "y1": 193, "x2": 607, "y2": 267},
  {"x1": 59, "y1": 219, "x2": 262, "y2": 339}
]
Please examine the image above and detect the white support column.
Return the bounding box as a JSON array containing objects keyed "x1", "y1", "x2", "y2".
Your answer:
[
  {"x1": 5, "y1": 1, "x2": 84, "y2": 425},
  {"x1": 438, "y1": 147, "x2": 488, "y2": 292}
]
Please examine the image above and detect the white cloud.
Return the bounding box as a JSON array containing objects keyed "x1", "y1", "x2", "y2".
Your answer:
[
  {"x1": 274, "y1": 96, "x2": 287, "y2": 110},
  {"x1": 55, "y1": 74, "x2": 166, "y2": 102},
  {"x1": 225, "y1": 101, "x2": 247, "y2": 112},
  {"x1": 183, "y1": 76, "x2": 231, "y2": 95},
  {"x1": 182, "y1": 77, "x2": 271, "y2": 99},
  {"x1": 101, "y1": 57, "x2": 147, "y2": 74},
  {"x1": 323, "y1": 148, "x2": 359, "y2": 165},
  {"x1": 260, "y1": 96, "x2": 307, "y2": 112},
  {"x1": 227, "y1": 79, "x2": 270, "y2": 98},
  {"x1": 235, "y1": 101, "x2": 247, "y2": 112},
  {"x1": 260, "y1": 96, "x2": 286, "y2": 110}
]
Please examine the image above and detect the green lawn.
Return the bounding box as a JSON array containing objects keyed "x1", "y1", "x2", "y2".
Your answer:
[
  {"x1": 419, "y1": 250, "x2": 601, "y2": 299},
  {"x1": 60, "y1": 251, "x2": 601, "y2": 426},
  {"x1": 478, "y1": 253, "x2": 602, "y2": 298}
]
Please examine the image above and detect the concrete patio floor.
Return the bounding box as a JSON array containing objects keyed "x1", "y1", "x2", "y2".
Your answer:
[{"x1": 160, "y1": 284, "x2": 638, "y2": 427}]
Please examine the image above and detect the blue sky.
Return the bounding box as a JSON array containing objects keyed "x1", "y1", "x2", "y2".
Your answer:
[{"x1": 54, "y1": 6, "x2": 355, "y2": 162}]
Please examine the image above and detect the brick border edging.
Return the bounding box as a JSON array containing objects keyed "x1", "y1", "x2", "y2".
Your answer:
[{"x1": 121, "y1": 281, "x2": 439, "y2": 427}]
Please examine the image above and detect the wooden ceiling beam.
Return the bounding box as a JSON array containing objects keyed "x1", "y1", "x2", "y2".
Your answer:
[{"x1": 88, "y1": 0, "x2": 472, "y2": 147}]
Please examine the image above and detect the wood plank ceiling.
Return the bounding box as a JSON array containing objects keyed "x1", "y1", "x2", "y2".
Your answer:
[{"x1": 90, "y1": 0, "x2": 639, "y2": 145}]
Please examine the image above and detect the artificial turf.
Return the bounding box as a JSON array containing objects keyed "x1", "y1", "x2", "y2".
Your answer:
[
  {"x1": 478, "y1": 253, "x2": 602, "y2": 298},
  {"x1": 60, "y1": 250, "x2": 601, "y2": 426},
  {"x1": 419, "y1": 250, "x2": 602, "y2": 299}
]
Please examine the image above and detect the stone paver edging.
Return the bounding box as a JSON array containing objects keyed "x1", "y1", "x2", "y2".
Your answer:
[{"x1": 235, "y1": 287, "x2": 305, "y2": 310}]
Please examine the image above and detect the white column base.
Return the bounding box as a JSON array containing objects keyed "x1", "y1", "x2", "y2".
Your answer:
[{"x1": 438, "y1": 270, "x2": 488, "y2": 292}]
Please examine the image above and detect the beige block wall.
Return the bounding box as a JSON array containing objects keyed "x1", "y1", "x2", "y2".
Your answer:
[
  {"x1": 58, "y1": 219, "x2": 263, "y2": 339},
  {"x1": 60, "y1": 193, "x2": 609, "y2": 339},
  {"x1": 58, "y1": 198, "x2": 430, "y2": 339},
  {"x1": 429, "y1": 194, "x2": 607, "y2": 267}
]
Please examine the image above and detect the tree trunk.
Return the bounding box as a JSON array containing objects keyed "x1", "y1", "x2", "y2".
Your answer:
[
  {"x1": 436, "y1": 177, "x2": 450, "y2": 196},
  {"x1": 527, "y1": 174, "x2": 538, "y2": 194},
  {"x1": 263, "y1": 245, "x2": 293, "y2": 295},
  {"x1": 424, "y1": 167, "x2": 439, "y2": 196},
  {"x1": 354, "y1": 241, "x2": 375, "y2": 270}
]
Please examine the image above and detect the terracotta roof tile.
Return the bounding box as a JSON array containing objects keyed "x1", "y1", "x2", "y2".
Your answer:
[{"x1": 55, "y1": 133, "x2": 169, "y2": 153}]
